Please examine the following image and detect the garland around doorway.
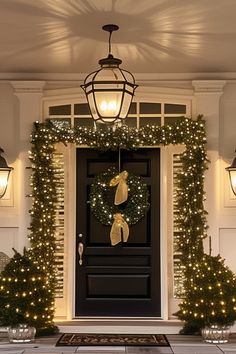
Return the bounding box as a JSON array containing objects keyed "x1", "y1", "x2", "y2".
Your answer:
[{"x1": 28, "y1": 115, "x2": 209, "y2": 326}]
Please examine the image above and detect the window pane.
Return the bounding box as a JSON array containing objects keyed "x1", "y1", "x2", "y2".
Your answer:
[
  {"x1": 164, "y1": 104, "x2": 186, "y2": 114},
  {"x1": 125, "y1": 117, "x2": 137, "y2": 127},
  {"x1": 140, "y1": 103, "x2": 161, "y2": 114},
  {"x1": 49, "y1": 105, "x2": 71, "y2": 115},
  {"x1": 49, "y1": 118, "x2": 71, "y2": 126},
  {"x1": 164, "y1": 116, "x2": 183, "y2": 126},
  {"x1": 128, "y1": 102, "x2": 137, "y2": 114},
  {"x1": 74, "y1": 103, "x2": 91, "y2": 115},
  {"x1": 140, "y1": 117, "x2": 161, "y2": 127},
  {"x1": 74, "y1": 118, "x2": 94, "y2": 127}
]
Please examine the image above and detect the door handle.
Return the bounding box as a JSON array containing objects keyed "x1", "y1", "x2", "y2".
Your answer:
[{"x1": 78, "y1": 242, "x2": 84, "y2": 266}]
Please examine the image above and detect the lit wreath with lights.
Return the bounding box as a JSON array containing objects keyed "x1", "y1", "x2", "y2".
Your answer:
[{"x1": 89, "y1": 167, "x2": 150, "y2": 226}]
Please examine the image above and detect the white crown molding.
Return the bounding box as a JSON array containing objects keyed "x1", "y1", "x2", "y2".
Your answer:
[
  {"x1": 10, "y1": 80, "x2": 46, "y2": 93},
  {"x1": 192, "y1": 80, "x2": 226, "y2": 93},
  {"x1": 42, "y1": 84, "x2": 195, "y2": 101},
  {"x1": 0, "y1": 72, "x2": 235, "y2": 82}
]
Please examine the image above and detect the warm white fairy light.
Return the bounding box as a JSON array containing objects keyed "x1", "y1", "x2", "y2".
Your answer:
[
  {"x1": 89, "y1": 167, "x2": 149, "y2": 226},
  {"x1": 28, "y1": 115, "x2": 217, "y2": 333}
]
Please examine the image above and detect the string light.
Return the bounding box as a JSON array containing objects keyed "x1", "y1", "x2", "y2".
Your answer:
[
  {"x1": 0, "y1": 249, "x2": 57, "y2": 334},
  {"x1": 176, "y1": 253, "x2": 236, "y2": 333},
  {"x1": 89, "y1": 167, "x2": 149, "y2": 226},
  {"x1": 29, "y1": 115, "x2": 221, "y2": 335}
]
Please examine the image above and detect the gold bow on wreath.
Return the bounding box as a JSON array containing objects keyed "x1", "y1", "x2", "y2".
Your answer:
[
  {"x1": 110, "y1": 213, "x2": 129, "y2": 246},
  {"x1": 110, "y1": 170, "x2": 129, "y2": 205}
]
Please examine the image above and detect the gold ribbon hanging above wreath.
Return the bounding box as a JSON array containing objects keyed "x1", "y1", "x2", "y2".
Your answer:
[
  {"x1": 110, "y1": 213, "x2": 129, "y2": 246},
  {"x1": 110, "y1": 170, "x2": 129, "y2": 205}
]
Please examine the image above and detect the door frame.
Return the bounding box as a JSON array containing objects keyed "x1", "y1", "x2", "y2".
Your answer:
[
  {"x1": 63, "y1": 144, "x2": 171, "y2": 320},
  {"x1": 75, "y1": 148, "x2": 161, "y2": 317}
]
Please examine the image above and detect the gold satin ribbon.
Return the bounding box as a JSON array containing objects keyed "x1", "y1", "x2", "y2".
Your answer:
[
  {"x1": 110, "y1": 213, "x2": 129, "y2": 246},
  {"x1": 110, "y1": 170, "x2": 129, "y2": 205}
]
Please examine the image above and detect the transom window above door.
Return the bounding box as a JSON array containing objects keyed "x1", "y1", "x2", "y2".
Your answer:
[{"x1": 46, "y1": 101, "x2": 190, "y2": 128}]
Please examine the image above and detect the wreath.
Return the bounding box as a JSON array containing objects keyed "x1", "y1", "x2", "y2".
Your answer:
[{"x1": 89, "y1": 167, "x2": 150, "y2": 226}]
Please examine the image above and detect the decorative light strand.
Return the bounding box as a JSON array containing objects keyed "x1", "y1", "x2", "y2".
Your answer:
[
  {"x1": 0, "y1": 249, "x2": 56, "y2": 334},
  {"x1": 28, "y1": 115, "x2": 236, "y2": 335},
  {"x1": 89, "y1": 167, "x2": 150, "y2": 226}
]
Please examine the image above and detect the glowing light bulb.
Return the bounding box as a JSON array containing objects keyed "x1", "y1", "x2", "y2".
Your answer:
[
  {"x1": 100, "y1": 101, "x2": 107, "y2": 111},
  {"x1": 100, "y1": 100, "x2": 118, "y2": 115}
]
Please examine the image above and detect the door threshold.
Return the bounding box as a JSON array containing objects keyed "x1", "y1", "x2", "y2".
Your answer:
[
  {"x1": 72, "y1": 317, "x2": 164, "y2": 321},
  {"x1": 55, "y1": 319, "x2": 183, "y2": 335}
]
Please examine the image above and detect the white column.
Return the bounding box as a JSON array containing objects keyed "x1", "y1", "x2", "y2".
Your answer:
[
  {"x1": 192, "y1": 80, "x2": 226, "y2": 255},
  {"x1": 11, "y1": 81, "x2": 45, "y2": 252}
]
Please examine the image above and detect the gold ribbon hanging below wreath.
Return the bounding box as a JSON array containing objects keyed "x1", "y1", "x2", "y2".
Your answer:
[
  {"x1": 110, "y1": 213, "x2": 129, "y2": 246},
  {"x1": 110, "y1": 170, "x2": 129, "y2": 205}
]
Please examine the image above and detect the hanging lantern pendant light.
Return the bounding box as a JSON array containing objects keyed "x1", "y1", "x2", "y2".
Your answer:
[{"x1": 81, "y1": 24, "x2": 138, "y2": 125}]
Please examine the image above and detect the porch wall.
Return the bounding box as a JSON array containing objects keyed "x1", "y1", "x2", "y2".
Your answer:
[{"x1": 0, "y1": 78, "x2": 236, "y2": 319}]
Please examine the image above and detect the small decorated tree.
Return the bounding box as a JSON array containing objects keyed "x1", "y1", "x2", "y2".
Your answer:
[
  {"x1": 0, "y1": 248, "x2": 57, "y2": 335},
  {"x1": 176, "y1": 254, "x2": 236, "y2": 334}
]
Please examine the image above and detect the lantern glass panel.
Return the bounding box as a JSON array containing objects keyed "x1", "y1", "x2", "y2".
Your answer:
[
  {"x1": 87, "y1": 93, "x2": 99, "y2": 119},
  {"x1": 93, "y1": 91, "x2": 122, "y2": 118},
  {"x1": 229, "y1": 169, "x2": 236, "y2": 195},
  {"x1": 0, "y1": 169, "x2": 10, "y2": 198},
  {"x1": 120, "y1": 92, "x2": 132, "y2": 118},
  {"x1": 95, "y1": 67, "x2": 125, "y2": 82}
]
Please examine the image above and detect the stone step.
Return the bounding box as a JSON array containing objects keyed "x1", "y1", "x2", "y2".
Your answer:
[{"x1": 56, "y1": 319, "x2": 183, "y2": 334}]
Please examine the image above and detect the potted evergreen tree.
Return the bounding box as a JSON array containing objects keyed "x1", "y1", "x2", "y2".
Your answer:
[
  {"x1": 0, "y1": 248, "x2": 58, "y2": 341},
  {"x1": 175, "y1": 254, "x2": 236, "y2": 342}
]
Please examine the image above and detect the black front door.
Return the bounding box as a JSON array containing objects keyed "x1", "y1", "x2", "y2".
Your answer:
[{"x1": 75, "y1": 148, "x2": 160, "y2": 316}]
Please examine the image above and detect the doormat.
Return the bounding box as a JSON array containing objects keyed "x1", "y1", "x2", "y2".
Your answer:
[{"x1": 56, "y1": 333, "x2": 169, "y2": 347}]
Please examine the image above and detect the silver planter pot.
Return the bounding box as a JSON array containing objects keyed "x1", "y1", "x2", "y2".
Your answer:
[
  {"x1": 201, "y1": 325, "x2": 230, "y2": 344},
  {"x1": 8, "y1": 323, "x2": 36, "y2": 343}
]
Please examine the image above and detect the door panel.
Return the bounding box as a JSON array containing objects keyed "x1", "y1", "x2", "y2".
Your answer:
[
  {"x1": 87, "y1": 274, "x2": 150, "y2": 297},
  {"x1": 75, "y1": 148, "x2": 160, "y2": 316}
]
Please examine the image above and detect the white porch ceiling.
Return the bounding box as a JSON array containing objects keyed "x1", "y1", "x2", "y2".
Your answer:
[{"x1": 0, "y1": 0, "x2": 236, "y2": 75}]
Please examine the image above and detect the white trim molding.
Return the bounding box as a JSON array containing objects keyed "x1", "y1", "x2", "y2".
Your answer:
[
  {"x1": 10, "y1": 80, "x2": 46, "y2": 93},
  {"x1": 192, "y1": 80, "x2": 226, "y2": 94}
]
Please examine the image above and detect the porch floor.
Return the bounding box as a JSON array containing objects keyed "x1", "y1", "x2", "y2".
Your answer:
[{"x1": 0, "y1": 332, "x2": 236, "y2": 354}]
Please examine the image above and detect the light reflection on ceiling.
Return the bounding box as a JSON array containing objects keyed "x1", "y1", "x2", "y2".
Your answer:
[{"x1": 0, "y1": 0, "x2": 236, "y2": 73}]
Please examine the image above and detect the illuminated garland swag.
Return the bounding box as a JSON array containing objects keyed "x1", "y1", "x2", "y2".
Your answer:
[
  {"x1": 30, "y1": 116, "x2": 208, "y2": 259},
  {"x1": 29, "y1": 116, "x2": 211, "y2": 331}
]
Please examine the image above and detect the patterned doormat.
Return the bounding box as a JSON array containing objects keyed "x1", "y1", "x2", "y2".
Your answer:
[{"x1": 56, "y1": 333, "x2": 169, "y2": 347}]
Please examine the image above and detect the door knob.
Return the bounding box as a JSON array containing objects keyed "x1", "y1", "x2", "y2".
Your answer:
[{"x1": 78, "y1": 242, "x2": 84, "y2": 266}]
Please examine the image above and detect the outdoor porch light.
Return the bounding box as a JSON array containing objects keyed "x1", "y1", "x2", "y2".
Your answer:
[
  {"x1": 81, "y1": 24, "x2": 138, "y2": 125},
  {"x1": 0, "y1": 148, "x2": 13, "y2": 198},
  {"x1": 226, "y1": 151, "x2": 236, "y2": 196}
]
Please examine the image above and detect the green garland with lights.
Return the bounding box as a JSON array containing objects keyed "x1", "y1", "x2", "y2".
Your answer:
[
  {"x1": 89, "y1": 167, "x2": 149, "y2": 226},
  {"x1": 26, "y1": 115, "x2": 236, "y2": 334},
  {"x1": 29, "y1": 117, "x2": 209, "y2": 268}
]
